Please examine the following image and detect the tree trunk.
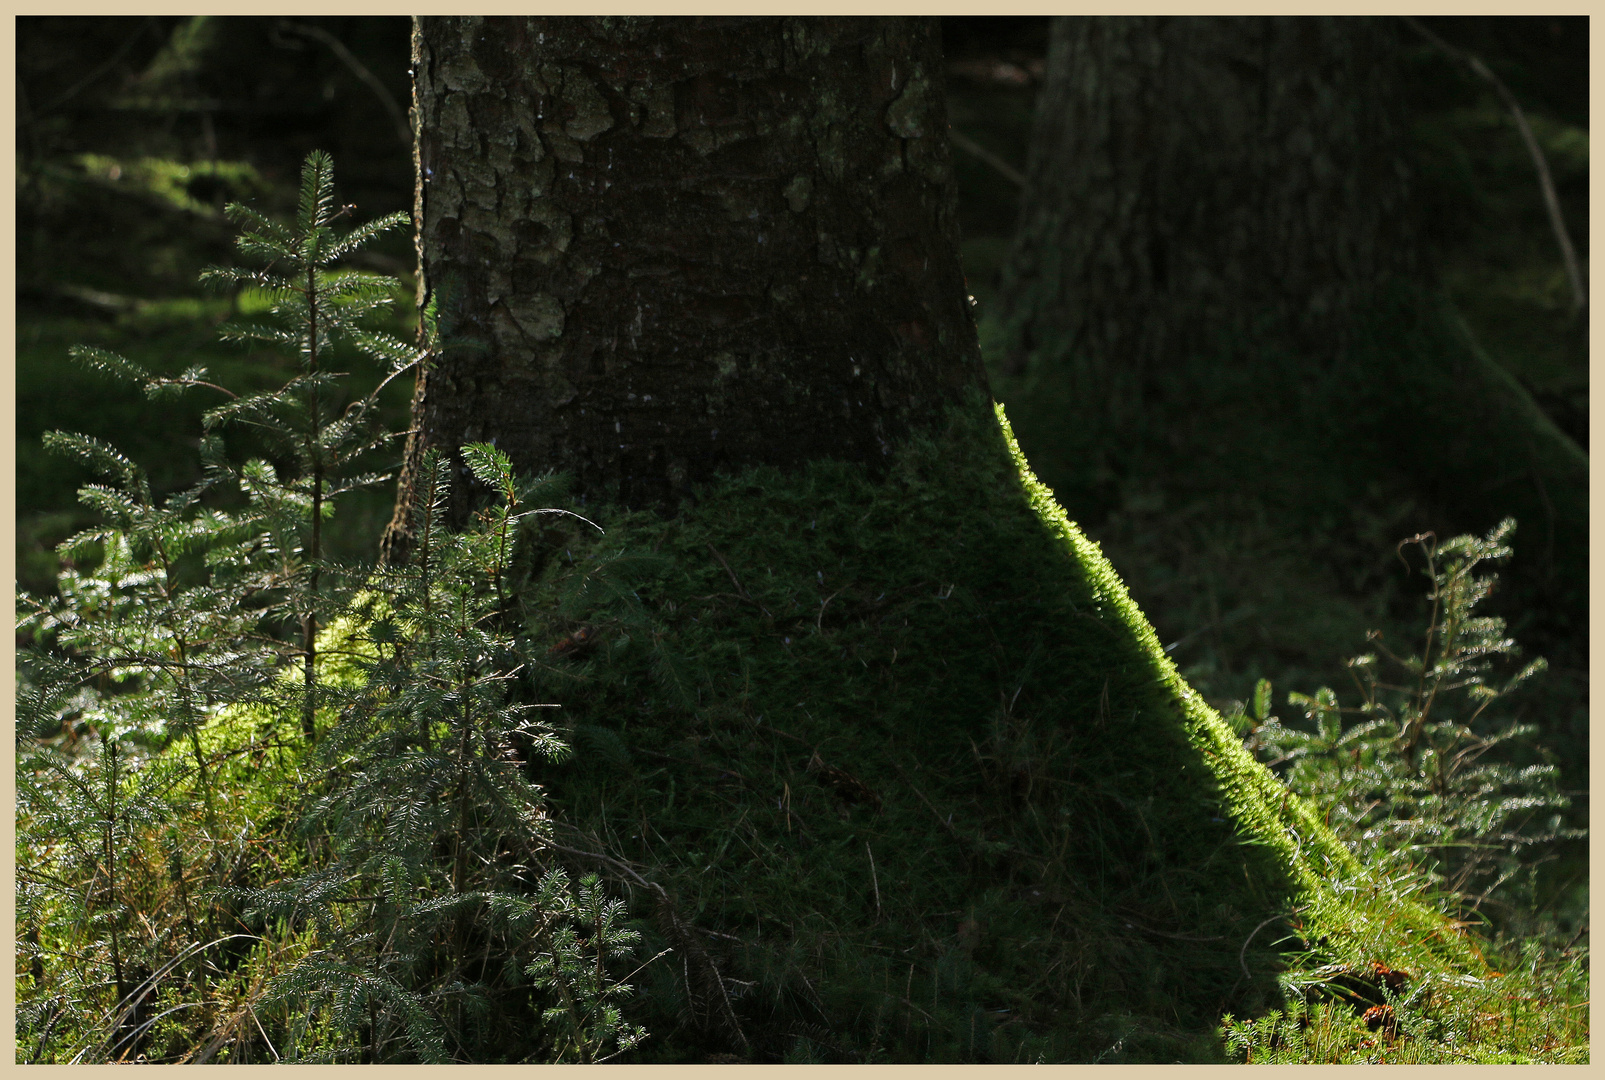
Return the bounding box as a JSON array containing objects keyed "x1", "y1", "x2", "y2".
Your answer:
[
  {"x1": 998, "y1": 15, "x2": 1415, "y2": 405},
  {"x1": 385, "y1": 15, "x2": 986, "y2": 556}
]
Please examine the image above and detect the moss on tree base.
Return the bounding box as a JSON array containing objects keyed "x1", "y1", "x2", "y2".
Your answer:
[{"x1": 505, "y1": 398, "x2": 1475, "y2": 1063}]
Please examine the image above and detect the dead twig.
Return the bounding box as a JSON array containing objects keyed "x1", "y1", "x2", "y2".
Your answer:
[
  {"x1": 1403, "y1": 16, "x2": 1586, "y2": 313},
  {"x1": 890, "y1": 761, "x2": 965, "y2": 842},
  {"x1": 706, "y1": 543, "x2": 772, "y2": 620},
  {"x1": 277, "y1": 21, "x2": 412, "y2": 149},
  {"x1": 1239, "y1": 906, "x2": 1307, "y2": 982},
  {"x1": 950, "y1": 128, "x2": 1026, "y2": 189},
  {"x1": 866, "y1": 841, "x2": 882, "y2": 919}
]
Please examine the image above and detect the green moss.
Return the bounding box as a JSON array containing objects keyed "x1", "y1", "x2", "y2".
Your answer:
[
  {"x1": 495, "y1": 396, "x2": 1478, "y2": 1062},
  {"x1": 985, "y1": 278, "x2": 1588, "y2": 805}
]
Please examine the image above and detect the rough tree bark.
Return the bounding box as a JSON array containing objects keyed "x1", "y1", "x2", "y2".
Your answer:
[{"x1": 385, "y1": 15, "x2": 987, "y2": 556}]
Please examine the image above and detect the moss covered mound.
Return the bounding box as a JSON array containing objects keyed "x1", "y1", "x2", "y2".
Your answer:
[
  {"x1": 507, "y1": 400, "x2": 1466, "y2": 1063},
  {"x1": 988, "y1": 285, "x2": 1588, "y2": 793}
]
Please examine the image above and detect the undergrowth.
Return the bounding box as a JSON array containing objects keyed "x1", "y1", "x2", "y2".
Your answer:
[
  {"x1": 15, "y1": 152, "x2": 1586, "y2": 1064},
  {"x1": 1217, "y1": 519, "x2": 1587, "y2": 1063}
]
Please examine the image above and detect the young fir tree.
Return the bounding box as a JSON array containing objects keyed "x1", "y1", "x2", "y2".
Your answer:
[
  {"x1": 1235, "y1": 520, "x2": 1576, "y2": 927},
  {"x1": 197, "y1": 149, "x2": 416, "y2": 744},
  {"x1": 17, "y1": 152, "x2": 650, "y2": 1063},
  {"x1": 248, "y1": 446, "x2": 648, "y2": 1063},
  {"x1": 16, "y1": 150, "x2": 412, "y2": 1060}
]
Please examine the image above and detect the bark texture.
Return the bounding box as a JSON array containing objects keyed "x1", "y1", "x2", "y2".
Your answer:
[
  {"x1": 386, "y1": 16, "x2": 986, "y2": 556},
  {"x1": 998, "y1": 16, "x2": 1415, "y2": 396}
]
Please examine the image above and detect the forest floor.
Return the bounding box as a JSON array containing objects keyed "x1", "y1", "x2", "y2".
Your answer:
[{"x1": 14, "y1": 15, "x2": 1588, "y2": 1063}]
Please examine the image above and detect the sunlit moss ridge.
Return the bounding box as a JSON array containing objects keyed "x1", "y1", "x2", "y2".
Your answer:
[{"x1": 495, "y1": 395, "x2": 1481, "y2": 1061}]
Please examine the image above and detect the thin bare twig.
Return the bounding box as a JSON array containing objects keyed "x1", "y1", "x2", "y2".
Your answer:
[
  {"x1": 1404, "y1": 16, "x2": 1586, "y2": 313},
  {"x1": 950, "y1": 127, "x2": 1026, "y2": 189},
  {"x1": 890, "y1": 760, "x2": 965, "y2": 843},
  {"x1": 705, "y1": 543, "x2": 772, "y2": 619},
  {"x1": 278, "y1": 21, "x2": 412, "y2": 149},
  {"x1": 1239, "y1": 906, "x2": 1305, "y2": 982},
  {"x1": 866, "y1": 841, "x2": 882, "y2": 919}
]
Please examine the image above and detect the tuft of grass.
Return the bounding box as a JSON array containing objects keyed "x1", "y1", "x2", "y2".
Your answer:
[{"x1": 1221, "y1": 936, "x2": 1588, "y2": 1063}]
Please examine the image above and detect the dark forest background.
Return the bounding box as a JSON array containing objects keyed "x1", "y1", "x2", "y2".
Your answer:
[{"x1": 15, "y1": 11, "x2": 1589, "y2": 943}]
